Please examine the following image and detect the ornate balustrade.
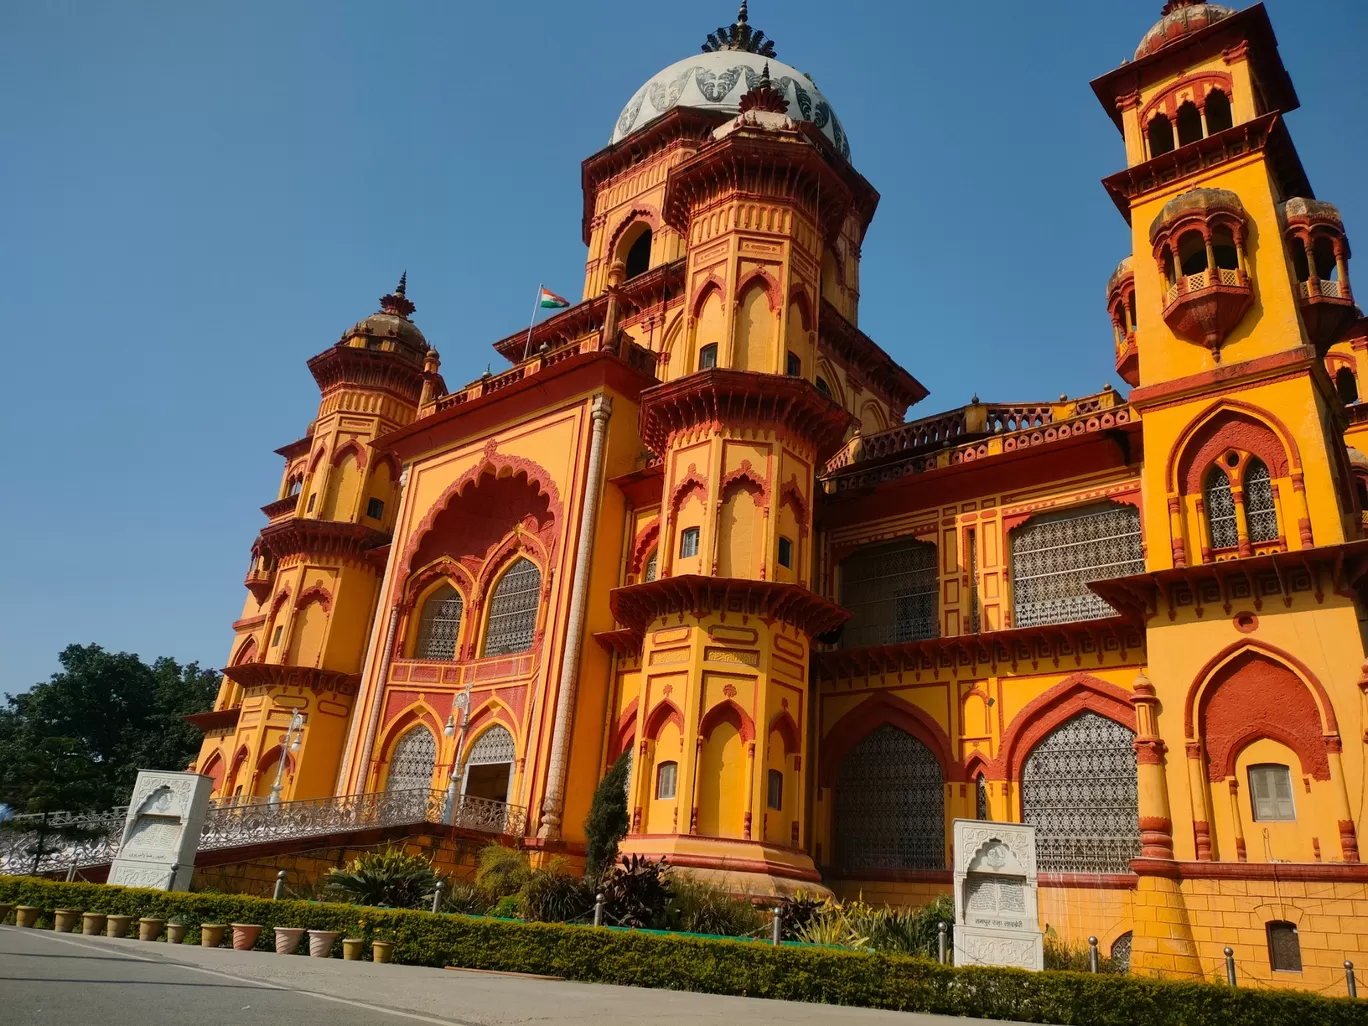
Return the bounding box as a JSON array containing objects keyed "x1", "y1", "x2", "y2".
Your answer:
[{"x1": 0, "y1": 807, "x2": 128, "y2": 876}]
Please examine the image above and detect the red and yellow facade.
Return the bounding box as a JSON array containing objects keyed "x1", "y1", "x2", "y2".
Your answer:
[{"x1": 192, "y1": 2, "x2": 1368, "y2": 992}]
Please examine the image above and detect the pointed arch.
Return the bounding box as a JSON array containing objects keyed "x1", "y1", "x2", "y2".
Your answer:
[
  {"x1": 963, "y1": 750, "x2": 992, "y2": 785},
  {"x1": 1168, "y1": 399, "x2": 1300, "y2": 495},
  {"x1": 734, "y1": 267, "x2": 781, "y2": 311},
  {"x1": 699, "y1": 699, "x2": 755, "y2": 743},
  {"x1": 608, "y1": 699, "x2": 639, "y2": 764},
  {"x1": 463, "y1": 698, "x2": 520, "y2": 744},
  {"x1": 294, "y1": 582, "x2": 333, "y2": 614},
  {"x1": 629, "y1": 520, "x2": 660, "y2": 577},
  {"x1": 475, "y1": 535, "x2": 547, "y2": 600},
  {"x1": 1000, "y1": 673, "x2": 1137, "y2": 782},
  {"x1": 719, "y1": 460, "x2": 769, "y2": 503},
  {"x1": 607, "y1": 208, "x2": 662, "y2": 264},
  {"x1": 402, "y1": 556, "x2": 476, "y2": 613},
  {"x1": 231, "y1": 637, "x2": 259, "y2": 666},
  {"x1": 690, "y1": 276, "x2": 727, "y2": 322},
  {"x1": 779, "y1": 477, "x2": 810, "y2": 536},
  {"x1": 376, "y1": 700, "x2": 444, "y2": 765},
  {"x1": 669, "y1": 466, "x2": 709, "y2": 516},
  {"x1": 199, "y1": 751, "x2": 225, "y2": 795},
  {"x1": 768, "y1": 708, "x2": 800, "y2": 756},
  {"x1": 307, "y1": 447, "x2": 327, "y2": 474},
  {"x1": 331, "y1": 438, "x2": 369, "y2": 472},
  {"x1": 644, "y1": 699, "x2": 684, "y2": 741},
  {"x1": 787, "y1": 285, "x2": 814, "y2": 332},
  {"x1": 819, "y1": 691, "x2": 955, "y2": 785}
]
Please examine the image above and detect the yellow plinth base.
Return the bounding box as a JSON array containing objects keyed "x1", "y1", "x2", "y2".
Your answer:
[{"x1": 618, "y1": 833, "x2": 827, "y2": 897}]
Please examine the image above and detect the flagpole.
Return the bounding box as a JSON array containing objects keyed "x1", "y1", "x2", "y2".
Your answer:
[{"x1": 523, "y1": 283, "x2": 543, "y2": 362}]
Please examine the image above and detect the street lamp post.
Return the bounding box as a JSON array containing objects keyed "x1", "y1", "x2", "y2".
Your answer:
[
  {"x1": 266, "y1": 708, "x2": 305, "y2": 806},
  {"x1": 442, "y1": 685, "x2": 474, "y2": 825}
]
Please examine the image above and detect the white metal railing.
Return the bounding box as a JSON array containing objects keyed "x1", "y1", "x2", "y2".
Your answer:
[{"x1": 0, "y1": 807, "x2": 128, "y2": 877}]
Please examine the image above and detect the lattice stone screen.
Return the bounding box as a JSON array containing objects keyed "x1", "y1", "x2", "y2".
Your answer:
[
  {"x1": 1020, "y1": 711, "x2": 1141, "y2": 874},
  {"x1": 839, "y1": 538, "x2": 939, "y2": 648},
  {"x1": 1244, "y1": 460, "x2": 1279, "y2": 543},
  {"x1": 833, "y1": 724, "x2": 945, "y2": 872},
  {"x1": 1010, "y1": 503, "x2": 1143, "y2": 628},
  {"x1": 484, "y1": 558, "x2": 541, "y2": 655},
  {"x1": 386, "y1": 727, "x2": 437, "y2": 792},
  {"x1": 465, "y1": 725, "x2": 516, "y2": 768},
  {"x1": 1205, "y1": 470, "x2": 1239, "y2": 549},
  {"x1": 415, "y1": 586, "x2": 463, "y2": 660}
]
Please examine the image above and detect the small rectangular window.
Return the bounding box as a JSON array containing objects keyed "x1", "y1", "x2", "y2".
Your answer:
[
  {"x1": 786, "y1": 351, "x2": 801, "y2": 377},
  {"x1": 366, "y1": 497, "x2": 385, "y2": 520},
  {"x1": 656, "y1": 761, "x2": 678, "y2": 800},
  {"x1": 698, "y1": 344, "x2": 718, "y2": 370},
  {"x1": 1267, "y1": 921, "x2": 1302, "y2": 972},
  {"x1": 306, "y1": 493, "x2": 317, "y2": 512},
  {"x1": 680, "y1": 526, "x2": 700, "y2": 558},
  {"x1": 767, "y1": 768, "x2": 783, "y2": 810},
  {"x1": 778, "y1": 536, "x2": 793, "y2": 568},
  {"x1": 271, "y1": 625, "x2": 284, "y2": 647},
  {"x1": 1249, "y1": 764, "x2": 1296, "y2": 821}
]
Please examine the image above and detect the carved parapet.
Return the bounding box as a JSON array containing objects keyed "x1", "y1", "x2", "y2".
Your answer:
[{"x1": 609, "y1": 576, "x2": 848, "y2": 639}]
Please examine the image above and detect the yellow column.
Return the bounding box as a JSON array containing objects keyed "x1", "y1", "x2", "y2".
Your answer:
[
  {"x1": 1227, "y1": 778, "x2": 1248, "y2": 862},
  {"x1": 689, "y1": 735, "x2": 704, "y2": 834},
  {"x1": 632, "y1": 738, "x2": 656, "y2": 834},
  {"x1": 1184, "y1": 741, "x2": 1215, "y2": 861},
  {"x1": 743, "y1": 740, "x2": 756, "y2": 840},
  {"x1": 1132, "y1": 674, "x2": 1175, "y2": 860},
  {"x1": 1290, "y1": 471, "x2": 1315, "y2": 549},
  {"x1": 1326, "y1": 740, "x2": 1361, "y2": 862}
]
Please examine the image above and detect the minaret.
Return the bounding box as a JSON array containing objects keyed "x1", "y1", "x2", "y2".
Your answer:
[{"x1": 611, "y1": 66, "x2": 871, "y2": 891}]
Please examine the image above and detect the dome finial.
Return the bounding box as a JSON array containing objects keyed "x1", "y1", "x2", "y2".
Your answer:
[
  {"x1": 737, "y1": 1, "x2": 748, "y2": 26},
  {"x1": 396, "y1": 270, "x2": 407, "y2": 297},
  {"x1": 702, "y1": 1, "x2": 776, "y2": 57},
  {"x1": 738, "y1": 59, "x2": 789, "y2": 116},
  {"x1": 379, "y1": 273, "x2": 416, "y2": 319}
]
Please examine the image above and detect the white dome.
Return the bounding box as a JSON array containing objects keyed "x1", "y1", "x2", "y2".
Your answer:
[{"x1": 611, "y1": 51, "x2": 851, "y2": 162}]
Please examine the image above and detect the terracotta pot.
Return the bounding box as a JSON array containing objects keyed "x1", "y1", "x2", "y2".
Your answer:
[
  {"x1": 53, "y1": 909, "x2": 81, "y2": 933},
  {"x1": 0, "y1": 903, "x2": 12, "y2": 924},
  {"x1": 231, "y1": 924, "x2": 263, "y2": 950},
  {"x1": 307, "y1": 929, "x2": 340, "y2": 958},
  {"x1": 200, "y1": 923, "x2": 227, "y2": 948},
  {"x1": 341, "y1": 937, "x2": 364, "y2": 961},
  {"x1": 371, "y1": 939, "x2": 394, "y2": 964},
  {"x1": 105, "y1": 914, "x2": 133, "y2": 938},
  {"x1": 273, "y1": 927, "x2": 306, "y2": 955},
  {"x1": 15, "y1": 906, "x2": 41, "y2": 928},
  {"x1": 82, "y1": 913, "x2": 107, "y2": 936},
  {"x1": 166, "y1": 923, "x2": 187, "y2": 944},
  {"x1": 138, "y1": 917, "x2": 166, "y2": 942}
]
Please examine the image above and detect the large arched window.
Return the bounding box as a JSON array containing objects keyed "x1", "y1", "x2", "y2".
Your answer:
[
  {"x1": 1148, "y1": 114, "x2": 1174, "y2": 157},
  {"x1": 623, "y1": 226, "x2": 652, "y2": 280},
  {"x1": 462, "y1": 725, "x2": 516, "y2": 803},
  {"x1": 482, "y1": 558, "x2": 541, "y2": 656},
  {"x1": 415, "y1": 584, "x2": 463, "y2": 660},
  {"x1": 1020, "y1": 711, "x2": 1140, "y2": 873},
  {"x1": 1336, "y1": 367, "x2": 1359, "y2": 405},
  {"x1": 1176, "y1": 101, "x2": 1204, "y2": 147},
  {"x1": 1243, "y1": 459, "x2": 1279, "y2": 544},
  {"x1": 1205, "y1": 466, "x2": 1239, "y2": 549},
  {"x1": 386, "y1": 726, "x2": 437, "y2": 792},
  {"x1": 1010, "y1": 503, "x2": 1143, "y2": 628},
  {"x1": 839, "y1": 537, "x2": 939, "y2": 648},
  {"x1": 1204, "y1": 89, "x2": 1233, "y2": 134},
  {"x1": 833, "y1": 724, "x2": 945, "y2": 873}
]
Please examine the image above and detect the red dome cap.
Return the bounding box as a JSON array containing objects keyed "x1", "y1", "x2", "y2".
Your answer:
[{"x1": 1135, "y1": 2, "x2": 1236, "y2": 60}]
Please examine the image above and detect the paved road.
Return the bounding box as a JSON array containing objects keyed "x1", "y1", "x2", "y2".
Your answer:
[{"x1": 0, "y1": 925, "x2": 1009, "y2": 1025}]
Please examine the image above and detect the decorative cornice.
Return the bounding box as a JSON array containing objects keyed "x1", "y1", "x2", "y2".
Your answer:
[
  {"x1": 306, "y1": 344, "x2": 427, "y2": 403},
  {"x1": 221, "y1": 662, "x2": 361, "y2": 697},
  {"x1": 639, "y1": 369, "x2": 853, "y2": 462},
  {"x1": 819, "y1": 299, "x2": 928, "y2": 415},
  {"x1": 593, "y1": 628, "x2": 643, "y2": 658},
  {"x1": 184, "y1": 708, "x2": 241, "y2": 734},
  {"x1": 609, "y1": 576, "x2": 848, "y2": 639},
  {"x1": 260, "y1": 495, "x2": 300, "y2": 520},
  {"x1": 256, "y1": 518, "x2": 390, "y2": 565}
]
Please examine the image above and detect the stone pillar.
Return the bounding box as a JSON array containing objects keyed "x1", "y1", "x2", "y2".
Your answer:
[
  {"x1": 1325, "y1": 738, "x2": 1360, "y2": 862},
  {"x1": 1228, "y1": 778, "x2": 1248, "y2": 862},
  {"x1": 742, "y1": 740, "x2": 756, "y2": 840},
  {"x1": 539, "y1": 394, "x2": 613, "y2": 839},
  {"x1": 1290, "y1": 471, "x2": 1315, "y2": 548},
  {"x1": 1168, "y1": 494, "x2": 1188, "y2": 567},
  {"x1": 1184, "y1": 741, "x2": 1214, "y2": 861},
  {"x1": 1132, "y1": 674, "x2": 1175, "y2": 859},
  {"x1": 1231, "y1": 486, "x2": 1252, "y2": 557},
  {"x1": 631, "y1": 737, "x2": 654, "y2": 834}
]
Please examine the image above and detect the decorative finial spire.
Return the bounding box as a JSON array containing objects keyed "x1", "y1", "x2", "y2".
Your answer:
[
  {"x1": 738, "y1": 58, "x2": 789, "y2": 116},
  {"x1": 760, "y1": 61, "x2": 770, "y2": 88},
  {"x1": 702, "y1": 1, "x2": 776, "y2": 57},
  {"x1": 379, "y1": 272, "x2": 416, "y2": 319},
  {"x1": 396, "y1": 270, "x2": 407, "y2": 297}
]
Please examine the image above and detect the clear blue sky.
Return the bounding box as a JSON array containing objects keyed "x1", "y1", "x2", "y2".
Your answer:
[{"x1": 1, "y1": 1, "x2": 1364, "y2": 696}]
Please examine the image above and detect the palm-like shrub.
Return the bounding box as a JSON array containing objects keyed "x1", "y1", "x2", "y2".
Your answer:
[
  {"x1": 437, "y1": 880, "x2": 488, "y2": 916},
  {"x1": 475, "y1": 843, "x2": 531, "y2": 902},
  {"x1": 325, "y1": 846, "x2": 438, "y2": 909},
  {"x1": 793, "y1": 901, "x2": 869, "y2": 949}
]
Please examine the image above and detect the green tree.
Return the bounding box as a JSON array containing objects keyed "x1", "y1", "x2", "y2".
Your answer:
[
  {"x1": 584, "y1": 750, "x2": 631, "y2": 880},
  {"x1": 0, "y1": 736, "x2": 110, "y2": 874},
  {"x1": 0, "y1": 644, "x2": 218, "y2": 812}
]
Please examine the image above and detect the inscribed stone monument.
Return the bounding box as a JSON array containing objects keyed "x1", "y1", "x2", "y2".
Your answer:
[
  {"x1": 106, "y1": 771, "x2": 212, "y2": 891},
  {"x1": 952, "y1": 818, "x2": 1044, "y2": 971}
]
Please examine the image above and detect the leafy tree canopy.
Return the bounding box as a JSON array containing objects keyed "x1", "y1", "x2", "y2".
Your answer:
[{"x1": 0, "y1": 643, "x2": 218, "y2": 812}]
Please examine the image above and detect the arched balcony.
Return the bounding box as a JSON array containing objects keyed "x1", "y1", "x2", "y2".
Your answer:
[
  {"x1": 1107, "y1": 256, "x2": 1139, "y2": 386},
  {"x1": 1150, "y1": 188, "x2": 1254, "y2": 358},
  {"x1": 1281, "y1": 198, "x2": 1356, "y2": 355}
]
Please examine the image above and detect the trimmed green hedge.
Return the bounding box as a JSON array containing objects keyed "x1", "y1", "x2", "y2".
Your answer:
[{"x1": 0, "y1": 876, "x2": 1358, "y2": 1025}]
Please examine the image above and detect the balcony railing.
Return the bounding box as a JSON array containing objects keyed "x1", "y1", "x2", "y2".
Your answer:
[
  {"x1": 0, "y1": 790, "x2": 527, "y2": 876},
  {"x1": 1296, "y1": 278, "x2": 1347, "y2": 299},
  {"x1": 1164, "y1": 266, "x2": 1242, "y2": 304}
]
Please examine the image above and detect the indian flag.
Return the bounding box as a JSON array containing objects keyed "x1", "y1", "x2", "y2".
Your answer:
[{"x1": 538, "y1": 287, "x2": 570, "y2": 309}]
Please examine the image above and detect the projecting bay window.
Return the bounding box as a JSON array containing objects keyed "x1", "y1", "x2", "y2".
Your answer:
[
  {"x1": 838, "y1": 537, "x2": 939, "y2": 648},
  {"x1": 1009, "y1": 503, "x2": 1143, "y2": 628}
]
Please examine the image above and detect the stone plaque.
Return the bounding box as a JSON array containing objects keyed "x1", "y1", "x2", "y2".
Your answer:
[
  {"x1": 952, "y1": 819, "x2": 1043, "y2": 971},
  {"x1": 106, "y1": 771, "x2": 212, "y2": 891}
]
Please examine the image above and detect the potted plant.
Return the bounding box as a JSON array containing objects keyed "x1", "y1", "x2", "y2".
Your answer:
[
  {"x1": 371, "y1": 935, "x2": 395, "y2": 964},
  {"x1": 138, "y1": 917, "x2": 166, "y2": 942},
  {"x1": 14, "y1": 906, "x2": 40, "y2": 928},
  {"x1": 200, "y1": 923, "x2": 227, "y2": 947},
  {"x1": 166, "y1": 920, "x2": 187, "y2": 944},
  {"x1": 53, "y1": 909, "x2": 81, "y2": 933},
  {"x1": 82, "y1": 912, "x2": 107, "y2": 935},
  {"x1": 105, "y1": 914, "x2": 133, "y2": 938},
  {"x1": 273, "y1": 926, "x2": 306, "y2": 955},
  {"x1": 341, "y1": 936, "x2": 365, "y2": 961},
  {"x1": 231, "y1": 923, "x2": 263, "y2": 950},
  {"x1": 306, "y1": 929, "x2": 340, "y2": 957}
]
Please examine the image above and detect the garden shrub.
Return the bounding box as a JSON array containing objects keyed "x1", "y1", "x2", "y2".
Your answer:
[
  {"x1": 517, "y1": 859, "x2": 594, "y2": 924},
  {"x1": 474, "y1": 843, "x2": 530, "y2": 902},
  {"x1": 666, "y1": 876, "x2": 763, "y2": 938},
  {"x1": 583, "y1": 751, "x2": 630, "y2": 881},
  {"x1": 324, "y1": 846, "x2": 438, "y2": 910},
  {"x1": 0, "y1": 875, "x2": 1359, "y2": 1026}
]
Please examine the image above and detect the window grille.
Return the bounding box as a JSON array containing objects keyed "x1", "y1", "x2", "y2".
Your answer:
[
  {"x1": 833, "y1": 724, "x2": 945, "y2": 873},
  {"x1": 839, "y1": 538, "x2": 939, "y2": 648},
  {"x1": 1010, "y1": 503, "x2": 1144, "y2": 628},
  {"x1": 1267, "y1": 922, "x2": 1302, "y2": 972},
  {"x1": 656, "y1": 761, "x2": 678, "y2": 800},
  {"x1": 1205, "y1": 469, "x2": 1239, "y2": 549},
  {"x1": 967, "y1": 530, "x2": 980, "y2": 634},
  {"x1": 465, "y1": 725, "x2": 515, "y2": 767},
  {"x1": 483, "y1": 558, "x2": 540, "y2": 655},
  {"x1": 1243, "y1": 459, "x2": 1279, "y2": 543},
  {"x1": 1110, "y1": 932, "x2": 1132, "y2": 974},
  {"x1": 1249, "y1": 764, "x2": 1296, "y2": 821},
  {"x1": 415, "y1": 585, "x2": 463, "y2": 661},
  {"x1": 976, "y1": 774, "x2": 989, "y2": 820},
  {"x1": 767, "y1": 768, "x2": 783, "y2": 810},
  {"x1": 1020, "y1": 711, "x2": 1141, "y2": 874},
  {"x1": 386, "y1": 727, "x2": 437, "y2": 792},
  {"x1": 680, "y1": 527, "x2": 700, "y2": 558},
  {"x1": 643, "y1": 551, "x2": 657, "y2": 582}
]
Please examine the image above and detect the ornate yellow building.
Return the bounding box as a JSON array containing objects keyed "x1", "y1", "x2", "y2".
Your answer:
[{"x1": 191, "y1": 2, "x2": 1368, "y2": 990}]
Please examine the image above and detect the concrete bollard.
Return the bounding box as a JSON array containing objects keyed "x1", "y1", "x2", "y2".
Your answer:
[
  {"x1": 1224, "y1": 946, "x2": 1236, "y2": 987},
  {"x1": 938, "y1": 922, "x2": 948, "y2": 965},
  {"x1": 431, "y1": 881, "x2": 445, "y2": 914},
  {"x1": 273, "y1": 870, "x2": 287, "y2": 901},
  {"x1": 1347, "y1": 961, "x2": 1358, "y2": 999},
  {"x1": 1088, "y1": 936, "x2": 1099, "y2": 973},
  {"x1": 594, "y1": 893, "x2": 605, "y2": 928}
]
